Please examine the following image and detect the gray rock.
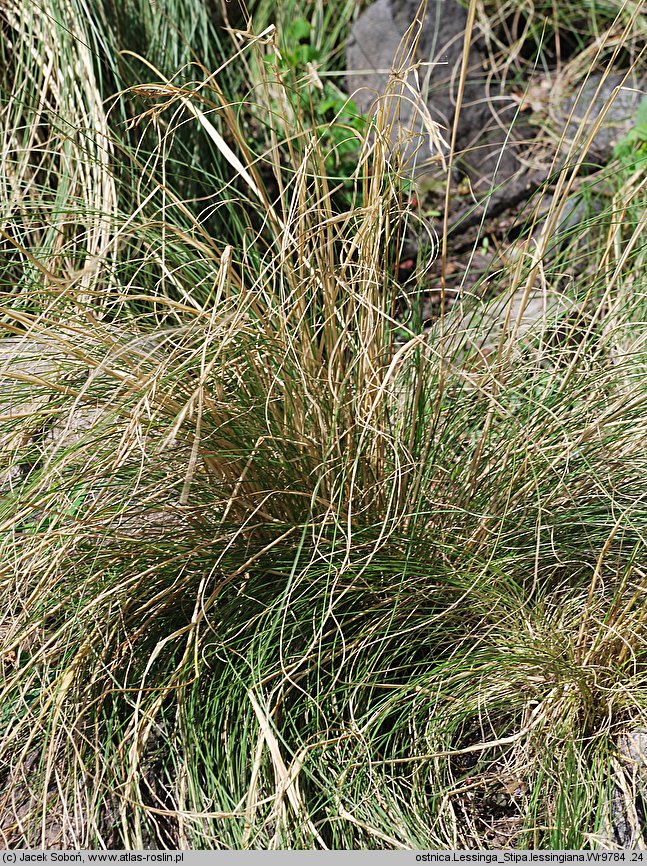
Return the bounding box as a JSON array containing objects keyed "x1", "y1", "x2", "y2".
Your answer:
[
  {"x1": 346, "y1": 0, "x2": 538, "y2": 214},
  {"x1": 436, "y1": 285, "x2": 575, "y2": 370},
  {"x1": 608, "y1": 729, "x2": 647, "y2": 848},
  {"x1": 595, "y1": 729, "x2": 647, "y2": 848},
  {"x1": 346, "y1": 0, "x2": 433, "y2": 167},
  {"x1": 0, "y1": 338, "x2": 95, "y2": 490},
  {"x1": 389, "y1": 0, "x2": 471, "y2": 131},
  {"x1": 552, "y1": 72, "x2": 647, "y2": 166},
  {"x1": 347, "y1": 2, "x2": 646, "y2": 225}
]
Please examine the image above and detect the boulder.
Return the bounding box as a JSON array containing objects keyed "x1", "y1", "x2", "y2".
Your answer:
[
  {"x1": 346, "y1": 1, "x2": 646, "y2": 223},
  {"x1": 607, "y1": 729, "x2": 647, "y2": 848},
  {"x1": 552, "y1": 72, "x2": 647, "y2": 166},
  {"x1": 346, "y1": 0, "x2": 534, "y2": 214}
]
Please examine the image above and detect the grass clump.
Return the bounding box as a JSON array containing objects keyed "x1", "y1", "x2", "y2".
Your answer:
[{"x1": 1, "y1": 0, "x2": 647, "y2": 850}]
